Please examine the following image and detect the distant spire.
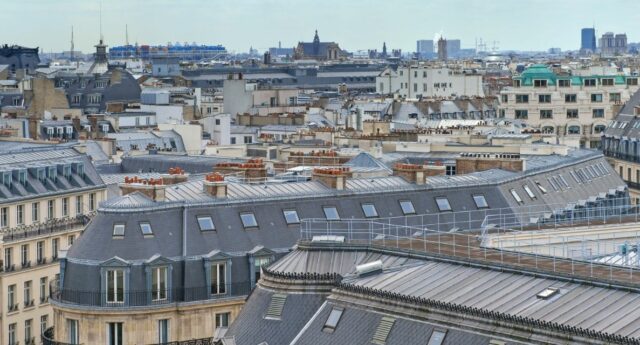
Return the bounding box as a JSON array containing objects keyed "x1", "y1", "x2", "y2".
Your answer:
[
  {"x1": 70, "y1": 26, "x2": 75, "y2": 61},
  {"x1": 313, "y1": 30, "x2": 320, "y2": 43},
  {"x1": 99, "y1": 0, "x2": 103, "y2": 43},
  {"x1": 126, "y1": 24, "x2": 129, "y2": 46}
]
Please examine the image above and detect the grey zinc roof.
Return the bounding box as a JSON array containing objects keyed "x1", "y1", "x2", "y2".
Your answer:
[
  {"x1": 345, "y1": 152, "x2": 392, "y2": 172},
  {"x1": 107, "y1": 130, "x2": 185, "y2": 153},
  {"x1": 121, "y1": 154, "x2": 244, "y2": 174}
]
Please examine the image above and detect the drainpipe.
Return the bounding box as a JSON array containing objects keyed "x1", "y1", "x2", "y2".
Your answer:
[{"x1": 182, "y1": 205, "x2": 187, "y2": 296}]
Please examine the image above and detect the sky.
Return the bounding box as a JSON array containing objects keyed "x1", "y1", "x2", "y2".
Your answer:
[{"x1": 5, "y1": 0, "x2": 640, "y2": 54}]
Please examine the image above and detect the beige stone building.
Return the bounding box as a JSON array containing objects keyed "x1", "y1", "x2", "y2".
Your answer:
[
  {"x1": 500, "y1": 64, "x2": 639, "y2": 148},
  {"x1": 0, "y1": 146, "x2": 106, "y2": 345}
]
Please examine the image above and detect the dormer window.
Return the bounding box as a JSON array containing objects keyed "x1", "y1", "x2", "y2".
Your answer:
[
  {"x1": 106, "y1": 269, "x2": 125, "y2": 303},
  {"x1": 533, "y1": 79, "x2": 547, "y2": 88}
]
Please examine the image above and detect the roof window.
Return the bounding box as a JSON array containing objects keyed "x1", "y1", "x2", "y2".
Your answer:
[
  {"x1": 282, "y1": 210, "x2": 300, "y2": 225},
  {"x1": 427, "y1": 329, "x2": 447, "y2": 345},
  {"x1": 361, "y1": 203, "x2": 378, "y2": 218},
  {"x1": 472, "y1": 195, "x2": 488, "y2": 209},
  {"x1": 113, "y1": 224, "x2": 125, "y2": 237},
  {"x1": 509, "y1": 189, "x2": 523, "y2": 204},
  {"x1": 435, "y1": 197, "x2": 452, "y2": 212},
  {"x1": 523, "y1": 185, "x2": 536, "y2": 199},
  {"x1": 536, "y1": 287, "x2": 560, "y2": 299},
  {"x1": 323, "y1": 206, "x2": 340, "y2": 221},
  {"x1": 265, "y1": 293, "x2": 287, "y2": 320},
  {"x1": 371, "y1": 316, "x2": 395, "y2": 345},
  {"x1": 197, "y1": 216, "x2": 215, "y2": 231},
  {"x1": 322, "y1": 307, "x2": 344, "y2": 333},
  {"x1": 139, "y1": 222, "x2": 153, "y2": 236},
  {"x1": 399, "y1": 200, "x2": 415, "y2": 215},
  {"x1": 240, "y1": 212, "x2": 258, "y2": 228}
]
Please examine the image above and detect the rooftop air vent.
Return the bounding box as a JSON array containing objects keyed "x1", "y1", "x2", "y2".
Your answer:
[
  {"x1": 265, "y1": 294, "x2": 287, "y2": 320},
  {"x1": 355, "y1": 260, "x2": 383, "y2": 277},
  {"x1": 536, "y1": 287, "x2": 559, "y2": 299},
  {"x1": 371, "y1": 316, "x2": 396, "y2": 345}
]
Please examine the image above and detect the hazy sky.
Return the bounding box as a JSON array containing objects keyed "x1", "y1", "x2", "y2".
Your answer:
[{"x1": 6, "y1": 0, "x2": 640, "y2": 54}]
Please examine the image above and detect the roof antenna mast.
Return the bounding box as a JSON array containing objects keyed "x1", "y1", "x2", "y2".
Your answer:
[{"x1": 99, "y1": 0, "x2": 103, "y2": 43}]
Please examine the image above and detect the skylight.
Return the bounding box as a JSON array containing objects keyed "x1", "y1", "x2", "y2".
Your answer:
[
  {"x1": 510, "y1": 189, "x2": 523, "y2": 204},
  {"x1": 472, "y1": 195, "x2": 488, "y2": 209},
  {"x1": 323, "y1": 206, "x2": 340, "y2": 221},
  {"x1": 197, "y1": 216, "x2": 215, "y2": 231},
  {"x1": 113, "y1": 224, "x2": 125, "y2": 237},
  {"x1": 435, "y1": 197, "x2": 452, "y2": 212},
  {"x1": 282, "y1": 210, "x2": 300, "y2": 225},
  {"x1": 361, "y1": 203, "x2": 378, "y2": 218},
  {"x1": 536, "y1": 287, "x2": 559, "y2": 299},
  {"x1": 547, "y1": 177, "x2": 559, "y2": 191},
  {"x1": 322, "y1": 307, "x2": 344, "y2": 333},
  {"x1": 139, "y1": 222, "x2": 153, "y2": 235},
  {"x1": 523, "y1": 185, "x2": 536, "y2": 199},
  {"x1": 427, "y1": 329, "x2": 447, "y2": 345},
  {"x1": 399, "y1": 200, "x2": 415, "y2": 215},
  {"x1": 569, "y1": 171, "x2": 580, "y2": 183},
  {"x1": 534, "y1": 181, "x2": 547, "y2": 194},
  {"x1": 240, "y1": 213, "x2": 258, "y2": 228}
]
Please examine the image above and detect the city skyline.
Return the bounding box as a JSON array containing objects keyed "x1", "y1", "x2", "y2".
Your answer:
[{"x1": 5, "y1": 0, "x2": 640, "y2": 54}]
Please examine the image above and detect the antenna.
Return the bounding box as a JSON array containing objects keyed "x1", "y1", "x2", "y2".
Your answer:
[
  {"x1": 126, "y1": 24, "x2": 129, "y2": 46},
  {"x1": 99, "y1": 0, "x2": 103, "y2": 43}
]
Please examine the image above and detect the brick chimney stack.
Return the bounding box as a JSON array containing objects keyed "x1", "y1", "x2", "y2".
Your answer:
[
  {"x1": 203, "y1": 172, "x2": 228, "y2": 198},
  {"x1": 119, "y1": 177, "x2": 166, "y2": 201},
  {"x1": 161, "y1": 167, "x2": 189, "y2": 185},
  {"x1": 311, "y1": 167, "x2": 352, "y2": 190},
  {"x1": 392, "y1": 163, "x2": 427, "y2": 185}
]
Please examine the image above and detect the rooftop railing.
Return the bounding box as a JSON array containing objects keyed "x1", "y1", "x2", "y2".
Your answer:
[
  {"x1": 300, "y1": 196, "x2": 640, "y2": 285},
  {"x1": 50, "y1": 282, "x2": 252, "y2": 309}
]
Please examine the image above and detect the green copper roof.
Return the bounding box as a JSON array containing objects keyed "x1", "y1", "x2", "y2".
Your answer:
[{"x1": 515, "y1": 64, "x2": 629, "y2": 86}]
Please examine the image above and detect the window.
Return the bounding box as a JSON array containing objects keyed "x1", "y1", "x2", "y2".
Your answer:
[
  {"x1": 559, "y1": 175, "x2": 570, "y2": 188},
  {"x1": 514, "y1": 110, "x2": 528, "y2": 119},
  {"x1": 399, "y1": 200, "x2": 415, "y2": 215},
  {"x1": 17, "y1": 204, "x2": 24, "y2": 225},
  {"x1": 47, "y1": 200, "x2": 54, "y2": 220},
  {"x1": 627, "y1": 78, "x2": 638, "y2": 86},
  {"x1": 32, "y1": 202, "x2": 39, "y2": 222},
  {"x1": 140, "y1": 222, "x2": 153, "y2": 235},
  {"x1": 509, "y1": 189, "x2": 523, "y2": 204},
  {"x1": 21, "y1": 244, "x2": 29, "y2": 267},
  {"x1": 71, "y1": 94, "x2": 81, "y2": 104},
  {"x1": 1, "y1": 207, "x2": 8, "y2": 227},
  {"x1": 538, "y1": 94, "x2": 551, "y2": 103},
  {"x1": 601, "y1": 78, "x2": 614, "y2": 86},
  {"x1": 37, "y1": 241, "x2": 44, "y2": 263},
  {"x1": 566, "y1": 109, "x2": 578, "y2": 118},
  {"x1": 5, "y1": 247, "x2": 12, "y2": 270},
  {"x1": 322, "y1": 307, "x2": 344, "y2": 333},
  {"x1": 67, "y1": 234, "x2": 74, "y2": 246},
  {"x1": 41, "y1": 315, "x2": 48, "y2": 339},
  {"x1": 536, "y1": 287, "x2": 559, "y2": 299},
  {"x1": 240, "y1": 213, "x2": 258, "y2": 228},
  {"x1": 513, "y1": 79, "x2": 521, "y2": 87},
  {"x1": 558, "y1": 79, "x2": 571, "y2": 87},
  {"x1": 361, "y1": 203, "x2": 378, "y2": 218},
  {"x1": 435, "y1": 197, "x2": 452, "y2": 211},
  {"x1": 427, "y1": 329, "x2": 447, "y2": 345},
  {"x1": 570, "y1": 171, "x2": 581, "y2": 183},
  {"x1": 108, "y1": 322, "x2": 123, "y2": 345},
  {"x1": 89, "y1": 193, "x2": 96, "y2": 211},
  {"x1": 87, "y1": 94, "x2": 101, "y2": 104},
  {"x1": 52, "y1": 238, "x2": 59, "y2": 259},
  {"x1": 547, "y1": 177, "x2": 560, "y2": 191},
  {"x1": 62, "y1": 197, "x2": 69, "y2": 217},
  {"x1": 542, "y1": 126, "x2": 554, "y2": 134},
  {"x1": 610, "y1": 92, "x2": 621, "y2": 103},
  {"x1": 591, "y1": 93, "x2": 603, "y2": 102},
  {"x1": 243, "y1": 136, "x2": 253, "y2": 144},
  {"x1": 24, "y1": 280, "x2": 32, "y2": 307},
  {"x1": 323, "y1": 206, "x2": 340, "y2": 220},
  {"x1": 592, "y1": 109, "x2": 604, "y2": 118},
  {"x1": 40, "y1": 277, "x2": 47, "y2": 302},
  {"x1": 515, "y1": 94, "x2": 529, "y2": 103},
  {"x1": 197, "y1": 216, "x2": 215, "y2": 231},
  {"x1": 539, "y1": 110, "x2": 553, "y2": 119},
  {"x1": 67, "y1": 319, "x2": 79, "y2": 344},
  {"x1": 253, "y1": 256, "x2": 270, "y2": 282},
  {"x1": 152, "y1": 266, "x2": 168, "y2": 301},
  {"x1": 25, "y1": 319, "x2": 32, "y2": 344},
  {"x1": 215, "y1": 312, "x2": 230, "y2": 329},
  {"x1": 113, "y1": 224, "x2": 125, "y2": 237},
  {"x1": 8, "y1": 323, "x2": 16, "y2": 345},
  {"x1": 523, "y1": 185, "x2": 536, "y2": 199},
  {"x1": 282, "y1": 210, "x2": 300, "y2": 225},
  {"x1": 472, "y1": 195, "x2": 488, "y2": 209},
  {"x1": 75, "y1": 195, "x2": 82, "y2": 215},
  {"x1": 210, "y1": 262, "x2": 226, "y2": 295},
  {"x1": 8, "y1": 284, "x2": 16, "y2": 310},
  {"x1": 158, "y1": 319, "x2": 169, "y2": 344},
  {"x1": 564, "y1": 94, "x2": 577, "y2": 103},
  {"x1": 567, "y1": 125, "x2": 580, "y2": 134},
  {"x1": 501, "y1": 94, "x2": 508, "y2": 103},
  {"x1": 584, "y1": 78, "x2": 596, "y2": 87},
  {"x1": 106, "y1": 269, "x2": 125, "y2": 303},
  {"x1": 533, "y1": 79, "x2": 547, "y2": 87}
]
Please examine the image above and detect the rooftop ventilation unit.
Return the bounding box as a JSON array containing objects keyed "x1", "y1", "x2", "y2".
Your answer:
[
  {"x1": 265, "y1": 294, "x2": 287, "y2": 320},
  {"x1": 536, "y1": 287, "x2": 560, "y2": 299},
  {"x1": 371, "y1": 316, "x2": 396, "y2": 345},
  {"x1": 356, "y1": 260, "x2": 383, "y2": 277}
]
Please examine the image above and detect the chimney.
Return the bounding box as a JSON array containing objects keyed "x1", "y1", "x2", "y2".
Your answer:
[
  {"x1": 635, "y1": 106, "x2": 640, "y2": 116},
  {"x1": 161, "y1": 167, "x2": 189, "y2": 185},
  {"x1": 393, "y1": 163, "x2": 427, "y2": 185},
  {"x1": 72, "y1": 117, "x2": 81, "y2": 132},
  {"x1": 203, "y1": 173, "x2": 227, "y2": 198},
  {"x1": 456, "y1": 154, "x2": 523, "y2": 174},
  {"x1": 312, "y1": 167, "x2": 351, "y2": 190},
  {"x1": 214, "y1": 158, "x2": 267, "y2": 183},
  {"x1": 119, "y1": 177, "x2": 166, "y2": 201}
]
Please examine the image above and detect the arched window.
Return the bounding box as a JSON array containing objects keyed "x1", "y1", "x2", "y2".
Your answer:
[
  {"x1": 594, "y1": 125, "x2": 606, "y2": 133},
  {"x1": 542, "y1": 126, "x2": 554, "y2": 134},
  {"x1": 568, "y1": 125, "x2": 580, "y2": 134}
]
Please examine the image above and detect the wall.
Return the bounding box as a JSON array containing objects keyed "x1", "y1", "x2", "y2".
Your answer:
[{"x1": 157, "y1": 124, "x2": 202, "y2": 154}]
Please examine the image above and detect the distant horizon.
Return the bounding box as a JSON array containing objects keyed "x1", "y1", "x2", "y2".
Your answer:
[{"x1": 5, "y1": 0, "x2": 640, "y2": 54}]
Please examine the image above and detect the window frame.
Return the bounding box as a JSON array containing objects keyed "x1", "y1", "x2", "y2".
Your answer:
[
  {"x1": 523, "y1": 185, "x2": 536, "y2": 199},
  {"x1": 509, "y1": 189, "x2": 523, "y2": 204},
  {"x1": 106, "y1": 269, "x2": 125, "y2": 304},
  {"x1": 282, "y1": 209, "x2": 300, "y2": 225},
  {"x1": 113, "y1": 223, "x2": 125, "y2": 237},
  {"x1": 197, "y1": 216, "x2": 215, "y2": 231},
  {"x1": 472, "y1": 195, "x2": 489, "y2": 209},
  {"x1": 139, "y1": 222, "x2": 153, "y2": 236},
  {"x1": 361, "y1": 203, "x2": 379, "y2": 218},
  {"x1": 434, "y1": 197, "x2": 452, "y2": 212},
  {"x1": 322, "y1": 307, "x2": 344, "y2": 333},
  {"x1": 322, "y1": 206, "x2": 340, "y2": 221},
  {"x1": 151, "y1": 266, "x2": 168, "y2": 301},
  {"x1": 210, "y1": 262, "x2": 227, "y2": 295}
]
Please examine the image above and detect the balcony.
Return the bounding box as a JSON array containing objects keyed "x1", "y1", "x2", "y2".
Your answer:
[
  {"x1": 1, "y1": 214, "x2": 93, "y2": 242},
  {"x1": 42, "y1": 326, "x2": 217, "y2": 345},
  {"x1": 42, "y1": 328, "x2": 78, "y2": 345},
  {"x1": 50, "y1": 282, "x2": 252, "y2": 308}
]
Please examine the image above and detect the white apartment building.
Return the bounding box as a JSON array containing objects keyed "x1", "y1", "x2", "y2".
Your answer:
[
  {"x1": 376, "y1": 66, "x2": 484, "y2": 98},
  {"x1": 500, "y1": 64, "x2": 640, "y2": 148}
]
